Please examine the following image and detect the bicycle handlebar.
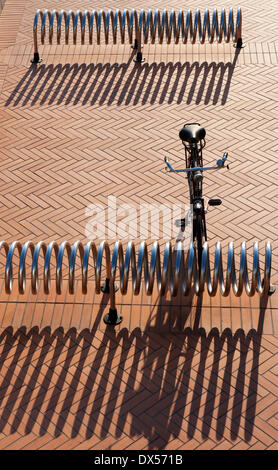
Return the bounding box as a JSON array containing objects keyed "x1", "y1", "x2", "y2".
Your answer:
[{"x1": 164, "y1": 152, "x2": 229, "y2": 173}]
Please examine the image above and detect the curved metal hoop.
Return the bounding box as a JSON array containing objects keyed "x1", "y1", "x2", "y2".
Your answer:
[
  {"x1": 0, "y1": 239, "x2": 271, "y2": 297},
  {"x1": 32, "y1": 8, "x2": 243, "y2": 63}
]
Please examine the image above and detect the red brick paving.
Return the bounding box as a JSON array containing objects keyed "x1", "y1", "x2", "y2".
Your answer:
[{"x1": 0, "y1": 0, "x2": 277, "y2": 450}]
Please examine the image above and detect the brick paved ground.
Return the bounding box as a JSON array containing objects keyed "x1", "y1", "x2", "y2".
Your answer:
[{"x1": 0, "y1": 0, "x2": 277, "y2": 450}]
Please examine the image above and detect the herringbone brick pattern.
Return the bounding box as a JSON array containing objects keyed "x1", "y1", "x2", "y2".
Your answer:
[{"x1": 0, "y1": 0, "x2": 277, "y2": 450}]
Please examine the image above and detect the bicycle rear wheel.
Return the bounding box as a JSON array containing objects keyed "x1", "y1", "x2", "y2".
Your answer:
[{"x1": 195, "y1": 214, "x2": 205, "y2": 272}]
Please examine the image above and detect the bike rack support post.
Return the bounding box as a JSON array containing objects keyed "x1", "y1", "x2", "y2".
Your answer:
[
  {"x1": 104, "y1": 279, "x2": 122, "y2": 325},
  {"x1": 31, "y1": 10, "x2": 43, "y2": 63},
  {"x1": 234, "y1": 7, "x2": 245, "y2": 49},
  {"x1": 31, "y1": 51, "x2": 42, "y2": 64},
  {"x1": 133, "y1": 15, "x2": 144, "y2": 63},
  {"x1": 131, "y1": 38, "x2": 138, "y2": 50}
]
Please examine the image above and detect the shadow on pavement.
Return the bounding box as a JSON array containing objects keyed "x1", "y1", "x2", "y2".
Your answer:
[
  {"x1": 0, "y1": 291, "x2": 268, "y2": 449},
  {"x1": 6, "y1": 50, "x2": 240, "y2": 107}
]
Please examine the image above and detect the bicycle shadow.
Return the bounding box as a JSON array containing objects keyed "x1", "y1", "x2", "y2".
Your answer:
[
  {"x1": 98, "y1": 293, "x2": 266, "y2": 446},
  {"x1": 6, "y1": 49, "x2": 240, "y2": 107},
  {"x1": 0, "y1": 289, "x2": 269, "y2": 448}
]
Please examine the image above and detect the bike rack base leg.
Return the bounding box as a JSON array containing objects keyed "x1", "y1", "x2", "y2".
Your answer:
[
  {"x1": 260, "y1": 279, "x2": 276, "y2": 296},
  {"x1": 233, "y1": 38, "x2": 245, "y2": 49},
  {"x1": 131, "y1": 39, "x2": 138, "y2": 50},
  {"x1": 131, "y1": 40, "x2": 143, "y2": 51},
  {"x1": 31, "y1": 52, "x2": 42, "y2": 64},
  {"x1": 101, "y1": 278, "x2": 119, "y2": 294},
  {"x1": 134, "y1": 51, "x2": 145, "y2": 63},
  {"x1": 104, "y1": 308, "x2": 122, "y2": 325}
]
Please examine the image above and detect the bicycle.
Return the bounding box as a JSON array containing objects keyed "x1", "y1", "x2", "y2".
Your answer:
[{"x1": 164, "y1": 123, "x2": 229, "y2": 270}]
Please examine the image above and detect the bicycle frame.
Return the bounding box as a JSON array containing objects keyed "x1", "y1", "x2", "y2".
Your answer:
[
  {"x1": 185, "y1": 141, "x2": 207, "y2": 242},
  {"x1": 164, "y1": 129, "x2": 229, "y2": 251}
]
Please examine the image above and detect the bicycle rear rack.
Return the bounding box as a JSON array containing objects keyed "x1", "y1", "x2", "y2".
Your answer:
[
  {"x1": 32, "y1": 8, "x2": 243, "y2": 64},
  {"x1": 0, "y1": 239, "x2": 272, "y2": 325}
]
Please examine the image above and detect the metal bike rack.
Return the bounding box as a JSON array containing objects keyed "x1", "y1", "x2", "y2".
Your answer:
[
  {"x1": 31, "y1": 8, "x2": 243, "y2": 64},
  {"x1": 0, "y1": 0, "x2": 6, "y2": 15},
  {"x1": 0, "y1": 239, "x2": 272, "y2": 325}
]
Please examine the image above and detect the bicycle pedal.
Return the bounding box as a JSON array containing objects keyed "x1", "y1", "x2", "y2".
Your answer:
[
  {"x1": 208, "y1": 198, "x2": 222, "y2": 206},
  {"x1": 175, "y1": 218, "x2": 185, "y2": 228}
]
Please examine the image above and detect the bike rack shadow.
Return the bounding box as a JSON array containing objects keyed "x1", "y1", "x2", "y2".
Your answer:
[
  {"x1": 0, "y1": 289, "x2": 268, "y2": 448},
  {"x1": 6, "y1": 50, "x2": 240, "y2": 107}
]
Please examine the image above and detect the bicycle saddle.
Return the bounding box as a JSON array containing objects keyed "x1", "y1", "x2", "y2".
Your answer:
[{"x1": 179, "y1": 123, "x2": 206, "y2": 143}]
